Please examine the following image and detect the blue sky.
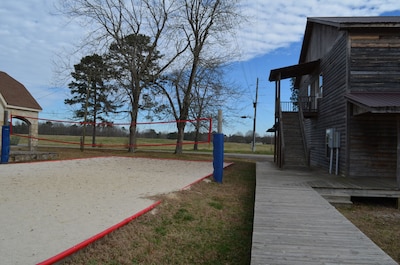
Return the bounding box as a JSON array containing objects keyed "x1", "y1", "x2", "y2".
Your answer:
[{"x1": 1, "y1": 1, "x2": 400, "y2": 136}]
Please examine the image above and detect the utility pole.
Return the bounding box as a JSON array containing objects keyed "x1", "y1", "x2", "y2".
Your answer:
[{"x1": 252, "y1": 78, "x2": 258, "y2": 152}]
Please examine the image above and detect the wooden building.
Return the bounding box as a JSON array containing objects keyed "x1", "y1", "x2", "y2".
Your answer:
[{"x1": 269, "y1": 17, "x2": 400, "y2": 189}]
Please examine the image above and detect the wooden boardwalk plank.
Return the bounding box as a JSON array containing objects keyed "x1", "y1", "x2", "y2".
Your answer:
[{"x1": 251, "y1": 162, "x2": 398, "y2": 265}]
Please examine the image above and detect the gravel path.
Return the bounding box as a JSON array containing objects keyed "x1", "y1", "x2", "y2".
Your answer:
[{"x1": 0, "y1": 156, "x2": 215, "y2": 265}]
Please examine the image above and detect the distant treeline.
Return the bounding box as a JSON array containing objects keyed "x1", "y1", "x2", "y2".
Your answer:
[{"x1": 12, "y1": 121, "x2": 273, "y2": 144}]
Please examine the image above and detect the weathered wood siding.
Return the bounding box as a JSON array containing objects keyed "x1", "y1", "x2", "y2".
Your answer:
[
  {"x1": 301, "y1": 33, "x2": 348, "y2": 174},
  {"x1": 303, "y1": 23, "x2": 342, "y2": 62},
  {"x1": 301, "y1": 31, "x2": 400, "y2": 179},
  {"x1": 349, "y1": 34, "x2": 400, "y2": 91},
  {"x1": 347, "y1": 34, "x2": 400, "y2": 178},
  {"x1": 348, "y1": 114, "x2": 397, "y2": 178}
]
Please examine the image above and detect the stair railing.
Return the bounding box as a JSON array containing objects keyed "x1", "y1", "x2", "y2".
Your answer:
[
  {"x1": 278, "y1": 105, "x2": 285, "y2": 168},
  {"x1": 298, "y1": 103, "x2": 310, "y2": 166}
]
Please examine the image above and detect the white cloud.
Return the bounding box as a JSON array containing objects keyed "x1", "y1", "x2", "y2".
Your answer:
[
  {"x1": 235, "y1": 0, "x2": 400, "y2": 60},
  {"x1": 0, "y1": 0, "x2": 399, "y2": 119},
  {"x1": 0, "y1": 0, "x2": 84, "y2": 114}
]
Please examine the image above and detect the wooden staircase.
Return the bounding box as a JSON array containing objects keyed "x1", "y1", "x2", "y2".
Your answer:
[{"x1": 281, "y1": 112, "x2": 307, "y2": 168}]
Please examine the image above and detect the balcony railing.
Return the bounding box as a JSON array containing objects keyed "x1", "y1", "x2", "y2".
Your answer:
[
  {"x1": 281, "y1": 96, "x2": 318, "y2": 113},
  {"x1": 299, "y1": 96, "x2": 318, "y2": 112},
  {"x1": 280, "y1": 102, "x2": 298, "y2": 112}
]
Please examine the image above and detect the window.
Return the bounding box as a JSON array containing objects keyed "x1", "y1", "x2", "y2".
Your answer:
[
  {"x1": 318, "y1": 74, "x2": 323, "y2": 98},
  {"x1": 303, "y1": 74, "x2": 323, "y2": 111}
]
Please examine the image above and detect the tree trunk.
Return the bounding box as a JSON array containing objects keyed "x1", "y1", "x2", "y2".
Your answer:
[
  {"x1": 128, "y1": 83, "x2": 141, "y2": 153},
  {"x1": 175, "y1": 60, "x2": 197, "y2": 154},
  {"x1": 92, "y1": 85, "x2": 97, "y2": 147},
  {"x1": 175, "y1": 122, "x2": 185, "y2": 154},
  {"x1": 128, "y1": 122, "x2": 137, "y2": 153},
  {"x1": 193, "y1": 119, "x2": 201, "y2": 151},
  {"x1": 128, "y1": 108, "x2": 139, "y2": 153},
  {"x1": 92, "y1": 123, "x2": 96, "y2": 147},
  {"x1": 92, "y1": 108, "x2": 97, "y2": 147}
]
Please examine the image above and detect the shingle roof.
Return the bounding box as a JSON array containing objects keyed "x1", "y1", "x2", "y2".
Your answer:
[{"x1": 0, "y1": 71, "x2": 42, "y2": 111}]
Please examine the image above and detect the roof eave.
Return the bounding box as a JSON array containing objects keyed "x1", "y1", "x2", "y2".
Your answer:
[
  {"x1": 269, "y1": 60, "x2": 320, "y2": 82},
  {"x1": 6, "y1": 105, "x2": 42, "y2": 112},
  {"x1": 307, "y1": 17, "x2": 400, "y2": 29}
]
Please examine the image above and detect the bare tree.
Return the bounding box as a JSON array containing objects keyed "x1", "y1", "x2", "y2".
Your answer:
[
  {"x1": 170, "y1": 0, "x2": 241, "y2": 154},
  {"x1": 58, "y1": 0, "x2": 187, "y2": 152},
  {"x1": 189, "y1": 62, "x2": 240, "y2": 150},
  {"x1": 153, "y1": 59, "x2": 242, "y2": 151}
]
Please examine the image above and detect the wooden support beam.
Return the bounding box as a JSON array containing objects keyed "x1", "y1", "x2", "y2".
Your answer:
[{"x1": 397, "y1": 118, "x2": 400, "y2": 189}]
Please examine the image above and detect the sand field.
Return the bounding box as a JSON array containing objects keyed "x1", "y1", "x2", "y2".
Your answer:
[{"x1": 0, "y1": 156, "x2": 217, "y2": 264}]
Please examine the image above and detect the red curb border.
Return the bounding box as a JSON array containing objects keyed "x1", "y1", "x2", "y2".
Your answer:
[
  {"x1": 181, "y1": 162, "x2": 234, "y2": 190},
  {"x1": 36, "y1": 201, "x2": 161, "y2": 265}
]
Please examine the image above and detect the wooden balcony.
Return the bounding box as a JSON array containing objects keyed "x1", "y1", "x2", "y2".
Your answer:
[{"x1": 281, "y1": 97, "x2": 318, "y2": 118}]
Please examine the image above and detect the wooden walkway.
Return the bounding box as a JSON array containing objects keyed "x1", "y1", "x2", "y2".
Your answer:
[{"x1": 251, "y1": 161, "x2": 398, "y2": 265}]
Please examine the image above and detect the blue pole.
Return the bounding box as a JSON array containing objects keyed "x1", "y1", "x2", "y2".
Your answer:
[
  {"x1": 213, "y1": 133, "x2": 224, "y2": 183},
  {"x1": 1, "y1": 125, "x2": 10, "y2": 164}
]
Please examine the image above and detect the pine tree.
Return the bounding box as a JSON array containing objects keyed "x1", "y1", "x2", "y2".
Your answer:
[{"x1": 65, "y1": 54, "x2": 120, "y2": 147}]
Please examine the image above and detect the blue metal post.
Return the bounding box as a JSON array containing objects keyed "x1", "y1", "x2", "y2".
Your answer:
[
  {"x1": 1, "y1": 125, "x2": 10, "y2": 164},
  {"x1": 213, "y1": 133, "x2": 224, "y2": 183}
]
